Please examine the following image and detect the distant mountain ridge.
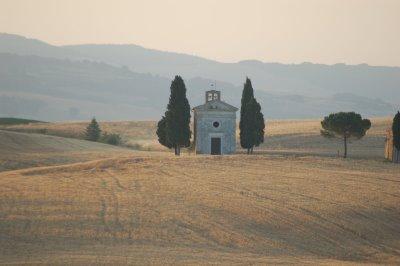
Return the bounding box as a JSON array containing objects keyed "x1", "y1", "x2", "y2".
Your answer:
[
  {"x1": 0, "y1": 33, "x2": 398, "y2": 121},
  {"x1": 0, "y1": 33, "x2": 84, "y2": 59},
  {"x1": 63, "y1": 43, "x2": 400, "y2": 104}
]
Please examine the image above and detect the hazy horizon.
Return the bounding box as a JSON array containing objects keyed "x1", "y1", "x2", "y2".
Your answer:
[{"x1": 1, "y1": 0, "x2": 399, "y2": 67}]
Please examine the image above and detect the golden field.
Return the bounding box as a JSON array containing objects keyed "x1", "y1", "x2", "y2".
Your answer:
[
  {"x1": 1, "y1": 121, "x2": 161, "y2": 151},
  {"x1": 0, "y1": 118, "x2": 399, "y2": 264},
  {"x1": 1, "y1": 117, "x2": 391, "y2": 156},
  {"x1": 0, "y1": 129, "x2": 138, "y2": 172}
]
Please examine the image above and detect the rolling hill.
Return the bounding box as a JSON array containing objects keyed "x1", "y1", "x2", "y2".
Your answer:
[
  {"x1": 0, "y1": 33, "x2": 398, "y2": 121},
  {"x1": 2, "y1": 34, "x2": 399, "y2": 104},
  {"x1": 0, "y1": 118, "x2": 398, "y2": 264},
  {"x1": 0, "y1": 129, "x2": 135, "y2": 171},
  {"x1": 64, "y1": 44, "x2": 400, "y2": 104},
  {"x1": 1, "y1": 153, "x2": 399, "y2": 264},
  {"x1": 1, "y1": 117, "x2": 391, "y2": 159},
  {"x1": 0, "y1": 53, "x2": 395, "y2": 121}
]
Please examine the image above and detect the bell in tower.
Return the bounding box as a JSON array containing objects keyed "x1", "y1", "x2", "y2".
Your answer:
[{"x1": 205, "y1": 90, "x2": 221, "y2": 102}]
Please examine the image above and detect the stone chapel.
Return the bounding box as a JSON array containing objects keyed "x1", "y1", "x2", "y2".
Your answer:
[{"x1": 192, "y1": 90, "x2": 238, "y2": 155}]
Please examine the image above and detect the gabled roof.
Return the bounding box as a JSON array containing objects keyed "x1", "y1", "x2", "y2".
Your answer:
[{"x1": 192, "y1": 100, "x2": 238, "y2": 112}]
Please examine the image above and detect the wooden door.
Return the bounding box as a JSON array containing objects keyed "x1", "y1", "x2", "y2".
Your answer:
[{"x1": 211, "y1": 137, "x2": 221, "y2": 155}]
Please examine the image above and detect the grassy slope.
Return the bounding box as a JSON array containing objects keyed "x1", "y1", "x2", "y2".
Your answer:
[
  {"x1": 0, "y1": 129, "x2": 136, "y2": 171},
  {"x1": 260, "y1": 117, "x2": 391, "y2": 158},
  {"x1": 1, "y1": 117, "x2": 391, "y2": 156},
  {"x1": 0, "y1": 155, "x2": 399, "y2": 264},
  {"x1": 0, "y1": 118, "x2": 398, "y2": 264},
  {"x1": 1, "y1": 121, "x2": 160, "y2": 150}
]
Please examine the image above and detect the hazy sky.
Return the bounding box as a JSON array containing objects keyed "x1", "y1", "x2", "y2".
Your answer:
[{"x1": 1, "y1": 0, "x2": 399, "y2": 66}]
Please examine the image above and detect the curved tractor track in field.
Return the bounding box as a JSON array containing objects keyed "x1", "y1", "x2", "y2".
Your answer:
[{"x1": 0, "y1": 154, "x2": 399, "y2": 264}]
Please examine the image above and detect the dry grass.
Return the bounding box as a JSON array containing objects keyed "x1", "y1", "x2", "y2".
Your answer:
[
  {"x1": 0, "y1": 154, "x2": 399, "y2": 264},
  {"x1": 0, "y1": 117, "x2": 392, "y2": 156},
  {"x1": 0, "y1": 118, "x2": 398, "y2": 264},
  {"x1": 259, "y1": 117, "x2": 391, "y2": 158},
  {"x1": 0, "y1": 129, "x2": 138, "y2": 172},
  {"x1": 0, "y1": 121, "x2": 161, "y2": 151},
  {"x1": 266, "y1": 117, "x2": 390, "y2": 136}
]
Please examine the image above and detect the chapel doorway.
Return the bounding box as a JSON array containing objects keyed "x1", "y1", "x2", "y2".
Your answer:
[{"x1": 211, "y1": 137, "x2": 221, "y2": 155}]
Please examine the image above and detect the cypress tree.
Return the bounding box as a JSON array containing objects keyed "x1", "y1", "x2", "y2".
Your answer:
[
  {"x1": 158, "y1": 75, "x2": 191, "y2": 155},
  {"x1": 241, "y1": 98, "x2": 257, "y2": 154},
  {"x1": 392, "y1": 111, "x2": 400, "y2": 161},
  {"x1": 240, "y1": 77, "x2": 254, "y2": 116},
  {"x1": 156, "y1": 116, "x2": 173, "y2": 149},
  {"x1": 85, "y1": 117, "x2": 101, "y2": 141},
  {"x1": 240, "y1": 77, "x2": 265, "y2": 154},
  {"x1": 240, "y1": 78, "x2": 254, "y2": 153},
  {"x1": 254, "y1": 100, "x2": 265, "y2": 150}
]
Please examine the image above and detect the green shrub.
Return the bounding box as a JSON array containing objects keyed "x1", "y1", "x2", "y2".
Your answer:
[
  {"x1": 38, "y1": 128, "x2": 48, "y2": 134},
  {"x1": 100, "y1": 132, "x2": 122, "y2": 146},
  {"x1": 126, "y1": 143, "x2": 142, "y2": 150}
]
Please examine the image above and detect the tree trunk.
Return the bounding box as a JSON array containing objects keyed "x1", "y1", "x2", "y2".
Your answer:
[
  {"x1": 250, "y1": 146, "x2": 254, "y2": 154},
  {"x1": 174, "y1": 146, "x2": 179, "y2": 156},
  {"x1": 343, "y1": 136, "x2": 348, "y2": 158},
  {"x1": 176, "y1": 146, "x2": 180, "y2": 156}
]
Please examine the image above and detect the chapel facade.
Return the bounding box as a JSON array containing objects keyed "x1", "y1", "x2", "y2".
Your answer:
[{"x1": 192, "y1": 90, "x2": 238, "y2": 155}]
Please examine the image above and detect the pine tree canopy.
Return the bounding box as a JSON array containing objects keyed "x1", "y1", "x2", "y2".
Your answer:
[
  {"x1": 321, "y1": 112, "x2": 371, "y2": 139},
  {"x1": 393, "y1": 111, "x2": 400, "y2": 150},
  {"x1": 85, "y1": 117, "x2": 101, "y2": 142},
  {"x1": 321, "y1": 112, "x2": 371, "y2": 158}
]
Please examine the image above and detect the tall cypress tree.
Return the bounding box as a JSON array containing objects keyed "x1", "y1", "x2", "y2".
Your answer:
[
  {"x1": 392, "y1": 111, "x2": 400, "y2": 161},
  {"x1": 254, "y1": 100, "x2": 265, "y2": 150},
  {"x1": 240, "y1": 78, "x2": 255, "y2": 153},
  {"x1": 240, "y1": 77, "x2": 265, "y2": 154},
  {"x1": 240, "y1": 78, "x2": 254, "y2": 115},
  {"x1": 157, "y1": 75, "x2": 191, "y2": 155},
  {"x1": 241, "y1": 98, "x2": 257, "y2": 154}
]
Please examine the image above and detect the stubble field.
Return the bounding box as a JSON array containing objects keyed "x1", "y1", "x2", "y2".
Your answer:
[
  {"x1": 0, "y1": 117, "x2": 399, "y2": 264},
  {"x1": 1, "y1": 117, "x2": 391, "y2": 157}
]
